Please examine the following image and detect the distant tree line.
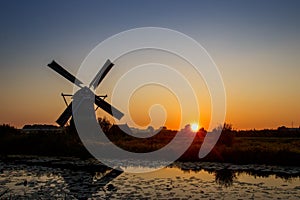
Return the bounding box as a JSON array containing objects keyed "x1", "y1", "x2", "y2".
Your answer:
[{"x1": 234, "y1": 126, "x2": 300, "y2": 137}]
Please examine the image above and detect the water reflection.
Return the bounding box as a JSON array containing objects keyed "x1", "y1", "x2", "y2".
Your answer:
[
  {"x1": 0, "y1": 156, "x2": 300, "y2": 199},
  {"x1": 62, "y1": 169, "x2": 123, "y2": 199},
  {"x1": 170, "y1": 162, "x2": 300, "y2": 187},
  {"x1": 215, "y1": 169, "x2": 236, "y2": 187},
  {"x1": 0, "y1": 157, "x2": 125, "y2": 199}
]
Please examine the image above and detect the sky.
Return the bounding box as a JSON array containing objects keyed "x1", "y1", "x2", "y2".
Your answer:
[{"x1": 0, "y1": 0, "x2": 299, "y2": 130}]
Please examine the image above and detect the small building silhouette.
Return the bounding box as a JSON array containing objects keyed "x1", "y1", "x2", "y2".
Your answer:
[{"x1": 22, "y1": 124, "x2": 63, "y2": 134}]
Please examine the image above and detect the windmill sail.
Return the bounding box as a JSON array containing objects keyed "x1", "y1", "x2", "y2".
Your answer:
[
  {"x1": 56, "y1": 102, "x2": 73, "y2": 127},
  {"x1": 89, "y1": 59, "x2": 114, "y2": 89},
  {"x1": 95, "y1": 96, "x2": 124, "y2": 120},
  {"x1": 48, "y1": 60, "x2": 83, "y2": 88}
]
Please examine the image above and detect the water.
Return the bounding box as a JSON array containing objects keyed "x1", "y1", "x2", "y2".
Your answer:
[{"x1": 0, "y1": 156, "x2": 299, "y2": 199}]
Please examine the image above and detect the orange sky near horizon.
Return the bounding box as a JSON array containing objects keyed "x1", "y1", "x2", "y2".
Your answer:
[
  {"x1": 1, "y1": 45, "x2": 299, "y2": 131},
  {"x1": 1, "y1": 47, "x2": 299, "y2": 131}
]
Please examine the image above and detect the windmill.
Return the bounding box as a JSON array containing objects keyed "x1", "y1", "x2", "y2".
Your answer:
[{"x1": 47, "y1": 59, "x2": 124, "y2": 127}]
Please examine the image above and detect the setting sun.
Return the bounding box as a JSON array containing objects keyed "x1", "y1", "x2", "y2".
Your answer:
[{"x1": 191, "y1": 123, "x2": 199, "y2": 132}]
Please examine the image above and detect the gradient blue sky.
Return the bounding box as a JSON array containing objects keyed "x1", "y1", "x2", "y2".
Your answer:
[{"x1": 0, "y1": 0, "x2": 300, "y2": 129}]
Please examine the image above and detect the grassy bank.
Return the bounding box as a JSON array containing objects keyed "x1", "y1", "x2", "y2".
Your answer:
[
  {"x1": 0, "y1": 124, "x2": 300, "y2": 166},
  {"x1": 184, "y1": 137, "x2": 300, "y2": 166}
]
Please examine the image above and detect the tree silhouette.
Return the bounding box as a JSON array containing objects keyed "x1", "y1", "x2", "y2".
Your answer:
[{"x1": 98, "y1": 117, "x2": 112, "y2": 134}]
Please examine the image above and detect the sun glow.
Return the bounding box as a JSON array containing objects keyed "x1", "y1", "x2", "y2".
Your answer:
[{"x1": 191, "y1": 123, "x2": 199, "y2": 132}]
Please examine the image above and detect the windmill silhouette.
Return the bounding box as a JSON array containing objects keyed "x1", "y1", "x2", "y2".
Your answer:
[{"x1": 47, "y1": 59, "x2": 124, "y2": 127}]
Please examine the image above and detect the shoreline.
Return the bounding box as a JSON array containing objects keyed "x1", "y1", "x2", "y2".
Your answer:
[{"x1": 1, "y1": 154, "x2": 300, "y2": 173}]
